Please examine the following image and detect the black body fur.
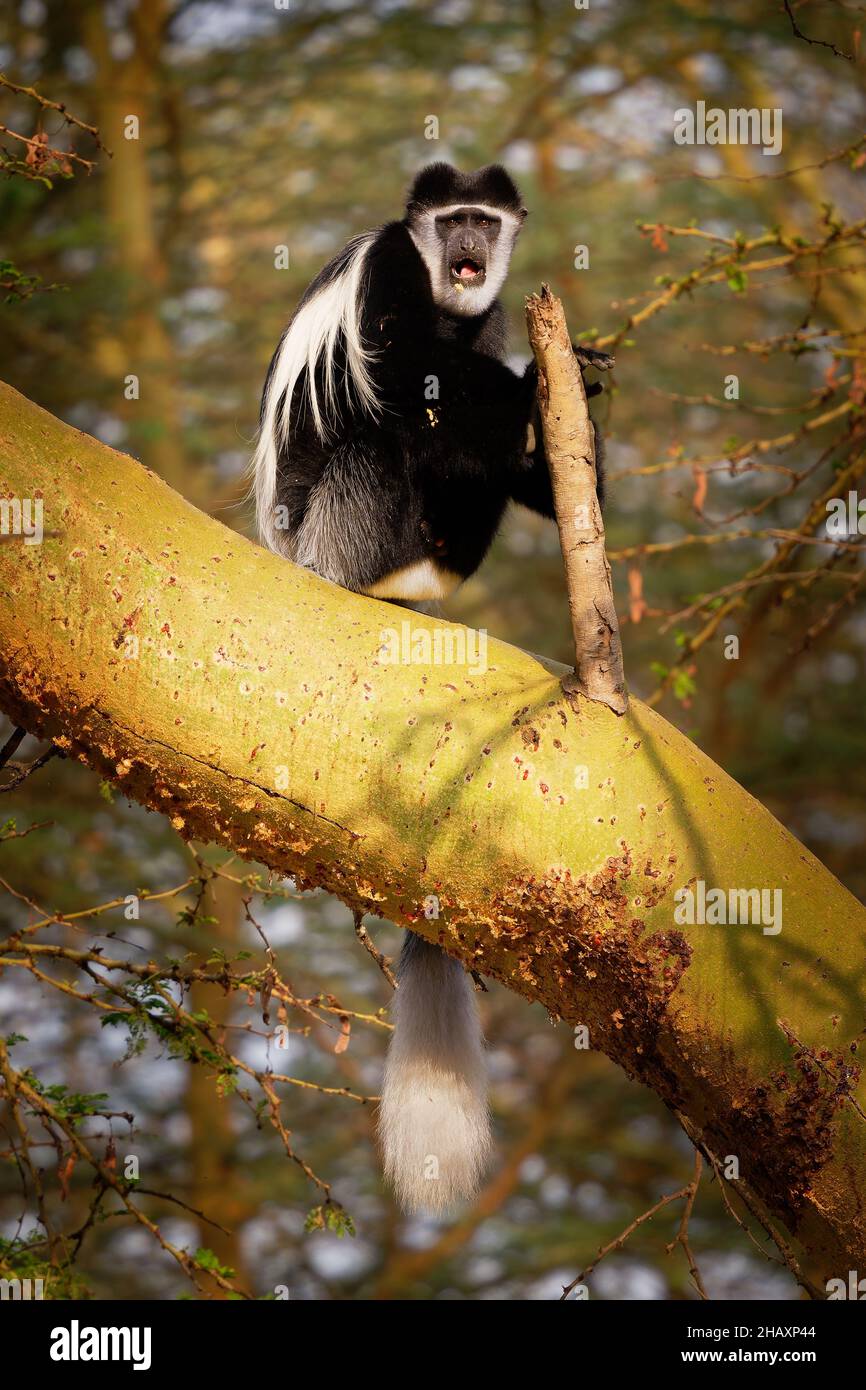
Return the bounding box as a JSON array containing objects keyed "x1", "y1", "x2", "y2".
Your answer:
[{"x1": 257, "y1": 165, "x2": 608, "y2": 597}]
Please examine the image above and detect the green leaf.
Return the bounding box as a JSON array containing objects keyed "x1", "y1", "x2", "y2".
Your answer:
[
  {"x1": 673, "y1": 670, "x2": 698, "y2": 702},
  {"x1": 725, "y1": 266, "x2": 748, "y2": 294},
  {"x1": 193, "y1": 1247, "x2": 236, "y2": 1278},
  {"x1": 304, "y1": 1204, "x2": 356, "y2": 1238}
]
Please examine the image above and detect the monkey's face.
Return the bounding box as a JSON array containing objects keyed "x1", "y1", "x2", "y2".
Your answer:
[
  {"x1": 439, "y1": 208, "x2": 497, "y2": 291},
  {"x1": 409, "y1": 202, "x2": 525, "y2": 317}
]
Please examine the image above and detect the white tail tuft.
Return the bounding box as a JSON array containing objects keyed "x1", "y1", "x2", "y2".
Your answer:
[
  {"x1": 251, "y1": 231, "x2": 380, "y2": 555},
  {"x1": 378, "y1": 934, "x2": 491, "y2": 1213}
]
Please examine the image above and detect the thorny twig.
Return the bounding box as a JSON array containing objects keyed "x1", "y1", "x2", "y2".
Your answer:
[
  {"x1": 0, "y1": 844, "x2": 376, "y2": 1296},
  {"x1": 353, "y1": 909, "x2": 397, "y2": 988},
  {"x1": 560, "y1": 1156, "x2": 706, "y2": 1300},
  {"x1": 783, "y1": 0, "x2": 856, "y2": 61},
  {"x1": 0, "y1": 745, "x2": 62, "y2": 793}
]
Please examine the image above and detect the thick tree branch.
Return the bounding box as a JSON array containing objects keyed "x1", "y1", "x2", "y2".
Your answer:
[{"x1": 0, "y1": 379, "x2": 864, "y2": 1288}]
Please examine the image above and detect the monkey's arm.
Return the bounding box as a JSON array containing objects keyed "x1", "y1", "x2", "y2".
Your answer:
[
  {"x1": 510, "y1": 417, "x2": 606, "y2": 518},
  {"x1": 509, "y1": 354, "x2": 609, "y2": 517}
]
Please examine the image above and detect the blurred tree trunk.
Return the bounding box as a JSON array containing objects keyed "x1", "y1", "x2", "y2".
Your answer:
[
  {"x1": 83, "y1": 0, "x2": 187, "y2": 489},
  {"x1": 528, "y1": 0, "x2": 559, "y2": 197},
  {"x1": 185, "y1": 855, "x2": 252, "y2": 1296},
  {"x1": 1, "y1": 378, "x2": 865, "y2": 1294}
]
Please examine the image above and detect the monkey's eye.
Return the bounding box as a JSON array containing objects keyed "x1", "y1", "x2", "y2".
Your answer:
[
  {"x1": 476, "y1": 217, "x2": 490, "y2": 228},
  {"x1": 447, "y1": 216, "x2": 461, "y2": 227}
]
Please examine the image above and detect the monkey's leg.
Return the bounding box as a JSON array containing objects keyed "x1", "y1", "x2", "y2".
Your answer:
[{"x1": 291, "y1": 443, "x2": 408, "y2": 593}]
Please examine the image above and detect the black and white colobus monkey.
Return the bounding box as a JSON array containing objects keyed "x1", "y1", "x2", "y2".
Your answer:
[{"x1": 253, "y1": 162, "x2": 611, "y2": 1212}]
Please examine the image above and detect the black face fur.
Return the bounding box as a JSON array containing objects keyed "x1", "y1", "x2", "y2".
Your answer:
[{"x1": 434, "y1": 207, "x2": 502, "y2": 291}]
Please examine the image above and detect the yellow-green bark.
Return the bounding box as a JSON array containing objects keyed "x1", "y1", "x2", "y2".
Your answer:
[{"x1": 0, "y1": 380, "x2": 864, "y2": 1290}]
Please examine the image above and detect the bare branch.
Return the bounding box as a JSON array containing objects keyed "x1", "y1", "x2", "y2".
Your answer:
[
  {"x1": 525, "y1": 285, "x2": 627, "y2": 713},
  {"x1": 783, "y1": 0, "x2": 856, "y2": 61}
]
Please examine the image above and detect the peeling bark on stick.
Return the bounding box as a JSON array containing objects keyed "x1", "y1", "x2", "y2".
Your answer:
[
  {"x1": 0, "y1": 380, "x2": 865, "y2": 1290},
  {"x1": 526, "y1": 284, "x2": 627, "y2": 714}
]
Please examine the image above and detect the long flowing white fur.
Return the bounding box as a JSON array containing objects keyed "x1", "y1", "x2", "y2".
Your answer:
[
  {"x1": 379, "y1": 934, "x2": 491, "y2": 1213},
  {"x1": 252, "y1": 232, "x2": 379, "y2": 554}
]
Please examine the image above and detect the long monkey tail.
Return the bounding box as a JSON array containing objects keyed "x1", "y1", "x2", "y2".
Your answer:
[{"x1": 378, "y1": 933, "x2": 491, "y2": 1213}]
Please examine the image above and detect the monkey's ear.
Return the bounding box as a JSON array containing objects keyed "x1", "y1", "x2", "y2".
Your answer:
[
  {"x1": 472, "y1": 163, "x2": 525, "y2": 215},
  {"x1": 406, "y1": 162, "x2": 461, "y2": 212}
]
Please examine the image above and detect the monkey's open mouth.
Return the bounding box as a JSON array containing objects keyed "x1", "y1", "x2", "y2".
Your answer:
[{"x1": 451, "y1": 257, "x2": 485, "y2": 285}]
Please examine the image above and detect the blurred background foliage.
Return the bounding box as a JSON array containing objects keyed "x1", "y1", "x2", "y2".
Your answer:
[{"x1": 0, "y1": 0, "x2": 864, "y2": 1300}]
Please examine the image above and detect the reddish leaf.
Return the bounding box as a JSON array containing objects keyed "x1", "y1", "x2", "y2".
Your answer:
[
  {"x1": 58, "y1": 1152, "x2": 75, "y2": 1200},
  {"x1": 334, "y1": 1015, "x2": 351, "y2": 1054},
  {"x1": 692, "y1": 465, "x2": 708, "y2": 516},
  {"x1": 627, "y1": 565, "x2": 647, "y2": 624}
]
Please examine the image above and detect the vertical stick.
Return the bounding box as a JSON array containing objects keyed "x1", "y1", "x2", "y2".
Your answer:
[{"x1": 525, "y1": 285, "x2": 628, "y2": 714}]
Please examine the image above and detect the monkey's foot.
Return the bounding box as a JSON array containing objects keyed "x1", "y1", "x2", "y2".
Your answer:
[{"x1": 572, "y1": 344, "x2": 615, "y2": 372}]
